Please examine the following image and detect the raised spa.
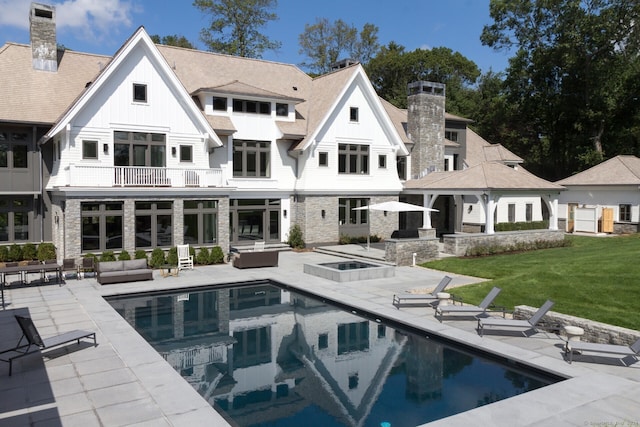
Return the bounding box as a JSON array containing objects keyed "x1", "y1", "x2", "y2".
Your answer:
[{"x1": 303, "y1": 259, "x2": 395, "y2": 282}]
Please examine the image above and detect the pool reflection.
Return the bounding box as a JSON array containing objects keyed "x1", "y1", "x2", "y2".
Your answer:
[{"x1": 108, "y1": 283, "x2": 555, "y2": 427}]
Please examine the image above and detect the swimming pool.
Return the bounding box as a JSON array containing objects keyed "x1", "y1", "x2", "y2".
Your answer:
[{"x1": 106, "y1": 281, "x2": 561, "y2": 427}]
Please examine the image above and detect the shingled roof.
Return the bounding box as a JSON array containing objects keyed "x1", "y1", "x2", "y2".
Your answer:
[{"x1": 556, "y1": 155, "x2": 640, "y2": 186}]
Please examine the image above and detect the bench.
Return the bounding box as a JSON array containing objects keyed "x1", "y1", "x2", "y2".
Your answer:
[{"x1": 233, "y1": 250, "x2": 279, "y2": 269}]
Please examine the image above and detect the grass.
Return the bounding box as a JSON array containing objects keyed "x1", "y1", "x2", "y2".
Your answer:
[{"x1": 422, "y1": 234, "x2": 640, "y2": 331}]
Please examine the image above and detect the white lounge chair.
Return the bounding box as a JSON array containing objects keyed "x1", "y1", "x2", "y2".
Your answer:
[
  {"x1": 177, "y1": 244, "x2": 194, "y2": 270},
  {"x1": 565, "y1": 338, "x2": 640, "y2": 366},
  {"x1": 392, "y1": 276, "x2": 452, "y2": 308},
  {"x1": 478, "y1": 300, "x2": 555, "y2": 337},
  {"x1": 435, "y1": 287, "x2": 502, "y2": 322}
]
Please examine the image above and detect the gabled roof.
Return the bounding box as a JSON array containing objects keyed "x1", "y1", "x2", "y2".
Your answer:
[
  {"x1": 0, "y1": 42, "x2": 108, "y2": 124},
  {"x1": 42, "y1": 27, "x2": 221, "y2": 147},
  {"x1": 556, "y1": 155, "x2": 640, "y2": 186},
  {"x1": 405, "y1": 161, "x2": 564, "y2": 191},
  {"x1": 464, "y1": 128, "x2": 523, "y2": 167}
]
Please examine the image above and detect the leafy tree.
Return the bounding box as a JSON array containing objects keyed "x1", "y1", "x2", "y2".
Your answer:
[
  {"x1": 150, "y1": 34, "x2": 196, "y2": 49},
  {"x1": 481, "y1": 0, "x2": 640, "y2": 179},
  {"x1": 298, "y1": 18, "x2": 379, "y2": 74},
  {"x1": 193, "y1": 0, "x2": 281, "y2": 58},
  {"x1": 365, "y1": 43, "x2": 480, "y2": 114}
]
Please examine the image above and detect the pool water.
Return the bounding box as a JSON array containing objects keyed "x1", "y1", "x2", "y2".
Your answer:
[{"x1": 106, "y1": 282, "x2": 559, "y2": 427}]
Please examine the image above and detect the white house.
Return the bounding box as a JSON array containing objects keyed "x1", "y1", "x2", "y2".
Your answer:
[
  {"x1": 0, "y1": 3, "x2": 564, "y2": 260},
  {"x1": 556, "y1": 155, "x2": 640, "y2": 234}
]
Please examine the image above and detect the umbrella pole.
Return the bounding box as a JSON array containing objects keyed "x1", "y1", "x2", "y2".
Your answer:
[{"x1": 367, "y1": 211, "x2": 370, "y2": 250}]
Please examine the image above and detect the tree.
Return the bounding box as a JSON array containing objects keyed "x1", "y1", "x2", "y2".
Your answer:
[
  {"x1": 298, "y1": 18, "x2": 379, "y2": 74},
  {"x1": 365, "y1": 43, "x2": 480, "y2": 114},
  {"x1": 150, "y1": 34, "x2": 196, "y2": 49},
  {"x1": 193, "y1": 0, "x2": 281, "y2": 58},
  {"x1": 481, "y1": 0, "x2": 640, "y2": 179}
]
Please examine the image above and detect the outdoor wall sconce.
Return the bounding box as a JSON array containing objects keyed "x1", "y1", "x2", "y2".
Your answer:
[
  {"x1": 321, "y1": 210, "x2": 326, "y2": 219},
  {"x1": 54, "y1": 214, "x2": 59, "y2": 225},
  {"x1": 103, "y1": 143, "x2": 108, "y2": 154},
  {"x1": 171, "y1": 146, "x2": 177, "y2": 156},
  {"x1": 468, "y1": 205, "x2": 473, "y2": 213},
  {"x1": 384, "y1": 211, "x2": 388, "y2": 216},
  {"x1": 283, "y1": 209, "x2": 287, "y2": 218}
]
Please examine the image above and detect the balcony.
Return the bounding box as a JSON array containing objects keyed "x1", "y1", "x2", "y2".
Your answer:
[{"x1": 68, "y1": 165, "x2": 224, "y2": 188}]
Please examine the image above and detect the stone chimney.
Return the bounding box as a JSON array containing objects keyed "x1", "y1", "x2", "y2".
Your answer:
[
  {"x1": 407, "y1": 81, "x2": 446, "y2": 179},
  {"x1": 30, "y1": 3, "x2": 57, "y2": 72}
]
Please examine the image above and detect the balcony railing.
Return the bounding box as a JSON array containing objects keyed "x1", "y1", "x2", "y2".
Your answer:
[{"x1": 68, "y1": 165, "x2": 223, "y2": 188}]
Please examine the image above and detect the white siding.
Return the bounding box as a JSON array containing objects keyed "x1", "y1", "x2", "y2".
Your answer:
[{"x1": 557, "y1": 186, "x2": 640, "y2": 224}]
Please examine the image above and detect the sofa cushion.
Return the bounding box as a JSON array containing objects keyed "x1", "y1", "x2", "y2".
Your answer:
[
  {"x1": 99, "y1": 261, "x2": 124, "y2": 273},
  {"x1": 124, "y1": 259, "x2": 148, "y2": 271}
]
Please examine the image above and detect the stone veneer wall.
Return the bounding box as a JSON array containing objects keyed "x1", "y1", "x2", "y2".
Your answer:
[
  {"x1": 515, "y1": 305, "x2": 640, "y2": 346},
  {"x1": 443, "y1": 230, "x2": 565, "y2": 256},
  {"x1": 385, "y1": 238, "x2": 439, "y2": 266}
]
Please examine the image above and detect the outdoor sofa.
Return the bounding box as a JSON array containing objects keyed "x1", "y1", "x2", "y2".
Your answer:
[{"x1": 96, "y1": 259, "x2": 153, "y2": 285}]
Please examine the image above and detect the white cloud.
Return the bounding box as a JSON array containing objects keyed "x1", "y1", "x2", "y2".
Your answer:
[{"x1": 0, "y1": 0, "x2": 138, "y2": 42}]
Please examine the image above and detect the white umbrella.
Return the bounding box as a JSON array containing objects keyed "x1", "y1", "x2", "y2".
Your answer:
[{"x1": 353, "y1": 201, "x2": 438, "y2": 249}]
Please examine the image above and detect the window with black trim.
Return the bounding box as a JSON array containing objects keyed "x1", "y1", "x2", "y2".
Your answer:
[
  {"x1": 82, "y1": 140, "x2": 98, "y2": 159},
  {"x1": 338, "y1": 321, "x2": 369, "y2": 354},
  {"x1": 339, "y1": 198, "x2": 369, "y2": 226},
  {"x1": 397, "y1": 156, "x2": 407, "y2": 180},
  {"x1": 445, "y1": 130, "x2": 458, "y2": 142},
  {"x1": 508, "y1": 204, "x2": 516, "y2": 223},
  {"x1": 276, "y1": 103, "x2": 288, "y2": 116},
  {"x1": 233, "y1": 140, "x2": 270, "y2": 177},
  {"x1": 135, "y1": 201, "x2": 173, "y2": 248},
  {"x1": 0, "y1": 197, "x2": 32, "y2": 242},
  {"x1": 133, "y1": 83, "x2": 147, "y2": 103},
  {"x1": 338, "y1": 144, "x2": 368, "y2": 174},
  {"x1": 378, "y1": 154, "x2": 386, "y2": 168},
  {"x1": 233, "y1": 99, "x2": 271, "y2": 115},
  {"x1": 619, "y1": 204, "x2": 631, "y2": 222},
  {"x1": 184, "y1": 200, "x2": 218, "y2": 245},
  {"x1": 318, "y1": 333, "x2": 328, "y2": 349},
  {"x1": 114, "y1": 131, "x2": 166, "y2": 167},
  {"x1": 180, "y1": 145, "x2": 192, "y2": 162},
  {"x1": 0, "y1": 132, "x2": 28, "y2": 168},
  {"x1": 349, "y1": 107, "x2": 359, "y2": 122},
  {"x1": 526, "y1": 203, "x2": 533, "y2": 222},
  {"x1": 212, "y1": 97, "x2": 227, "y2": 111},
  {"x1": 319, "y1": 152, "x2": 328, "y2": 167},
  {"x1": 81, "y1": 202, "x2": 123, "y2": 252}
]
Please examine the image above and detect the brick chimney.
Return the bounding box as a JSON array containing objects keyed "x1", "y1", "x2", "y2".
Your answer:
[
  {"x1": 407, "y1": 81, "x2": 445, "y2": 179},
  {"x1": 30, "y1": 3, "x2": 57, "y2": 72}
]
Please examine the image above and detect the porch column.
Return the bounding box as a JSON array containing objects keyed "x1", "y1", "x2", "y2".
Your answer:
[
  {"x1": 546, "y1": 195, "x2": 559, "y2": 231},
  {"x1": 485, "y1": 196, "x2": 495, "y2": 234},
  {"x1": 423, "y1": 195, "x2": 433, "y2": 229}
]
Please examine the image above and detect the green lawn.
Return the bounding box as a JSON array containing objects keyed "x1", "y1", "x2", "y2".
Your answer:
[{"x1": 422, "y1": 234, "x2": 640, "y2": 330}]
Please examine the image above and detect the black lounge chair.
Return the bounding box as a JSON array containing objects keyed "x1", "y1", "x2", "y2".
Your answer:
[
  {"x1": 435, "y1": 287, "x2": 503, "y2": 322},
  {"x1": 478, "y1": 300, "x2": 555, "y2": 337},
  {"x1": 0, "y1": 315, "x2": 96, "y2": 375},
  {"x1": 565, "y1": 338, "x2": 640, "y2": 366},
  {"x1": 392, "y1": 276, "x2": 452, "y2": 308}
]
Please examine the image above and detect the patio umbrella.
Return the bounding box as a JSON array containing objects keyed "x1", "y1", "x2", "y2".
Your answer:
[{"x1": 353, "y1": 201, "x2": 438, "y2": 250}]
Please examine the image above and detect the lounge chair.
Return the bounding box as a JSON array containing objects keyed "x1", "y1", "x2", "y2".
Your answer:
[
  {"x1": 565, "y1": 338, "x2": 640, "y2": 366},
  {"x1": 477, "y1": 300, "x2": 555, "y2": 337},
  {"x1": 0, "y1": 315, "x2": 96, "y2": 375},
  {"x1": 435, "y1": 287, "x2": 502, "y2": 322},
  {"x1": 177, "y1": 244, "x2": 194, "y2": 270},
  {"x1": 392, "y1": 276, "x2": 452, "y2": 308}
]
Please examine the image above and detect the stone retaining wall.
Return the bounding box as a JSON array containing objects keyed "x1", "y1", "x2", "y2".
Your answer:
[
  {"x1": 443, "y1": 230, "x2": 565, "y2": 256},
  {"x1": 385, "y1": 238, "x2": 439, "y2": 266},
  {"x1": 515, "y1": 305, "x2": 640, "y2": 345}
]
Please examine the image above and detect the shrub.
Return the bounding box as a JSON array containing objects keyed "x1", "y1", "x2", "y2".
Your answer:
[
  {"x1": 0, "y1": 246, "x2": 8, "y2": 262},
  {"x1": 118, "y1": 250, "x2": 131, "y2": 261},
  {"x1": 465, "y1": 238, "x2": 571, "y2": 257},
  {"x1": 150, "y1": 248, "x2": 165, "y2": 268},
  {"x1": 37, "y1": 243, "x2": 56, "y2": 261},
  {"x1": 8, "y1": 244, "x2": 22, "y2": 262},
  {"x1": 209, "y1": 246, "x2": 224, "y2": 264},
  {"x1": 196, "y1": 247, "x2": 210, "y2": 265},
  {"x1": 287, "y1": 224, "x2": 305, "y2": 249},
  {"x1": 338, "y1": 234, "x2": 381, "y2": 245},
  {"x1": 166, "y1": 247, "x2": 178, "y2": 266},
  {"x1": 134, "y1": 250, "x2": 148, "y2": 261},
  {"x1": 100, "y1": 251, "x2": 116, "y2": 262},
  {"x1": 495, "y1": 220, "x2": 549, "y2": 232},
  {"x1": 22, "y1": 243, "x2": 37, "y2": 260}
]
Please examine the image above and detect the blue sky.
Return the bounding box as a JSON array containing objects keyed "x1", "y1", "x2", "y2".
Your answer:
[{"x1": 0, "y1": 0, "x2": 511, "y2": 73}]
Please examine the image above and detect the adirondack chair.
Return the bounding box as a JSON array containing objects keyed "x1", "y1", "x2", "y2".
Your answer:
[{"x1": 177, "y1": 244, "x2": 193, "y2": 270}]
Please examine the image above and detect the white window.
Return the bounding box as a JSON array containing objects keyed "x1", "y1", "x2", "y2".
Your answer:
[
  {"x1": 82, "y1": 140, "x2": 98, "y2": 159},
  {"x1": 619, "y1": 204, "x2": 631, "y2": 222},
  {"x1": 508, "y1": 204, "x2": 516, "y2": 222},
  {"x1": 133, "y1": 83, "x2": 147, "y2": 103}
]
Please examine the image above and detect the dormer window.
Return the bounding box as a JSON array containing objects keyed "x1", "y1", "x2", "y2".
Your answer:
[
  {"x1": 233, "y1": 99, "x2": 271, "y2": 115},
  {"x1": 133, "y1": 83, "x2": 147, "y2": 103},
  {"x1": 445, "y1": 130, "x2": 458, "y2": 142},
  {"x1": 212, "y1": 97, "x2": 227, "y2": 111},
  {"x1": 276, "y1": 103, "x2": 288, "y2": 117},
  {"x1": 350, "y1": 107, "x2": 359, "y2": 122}
]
